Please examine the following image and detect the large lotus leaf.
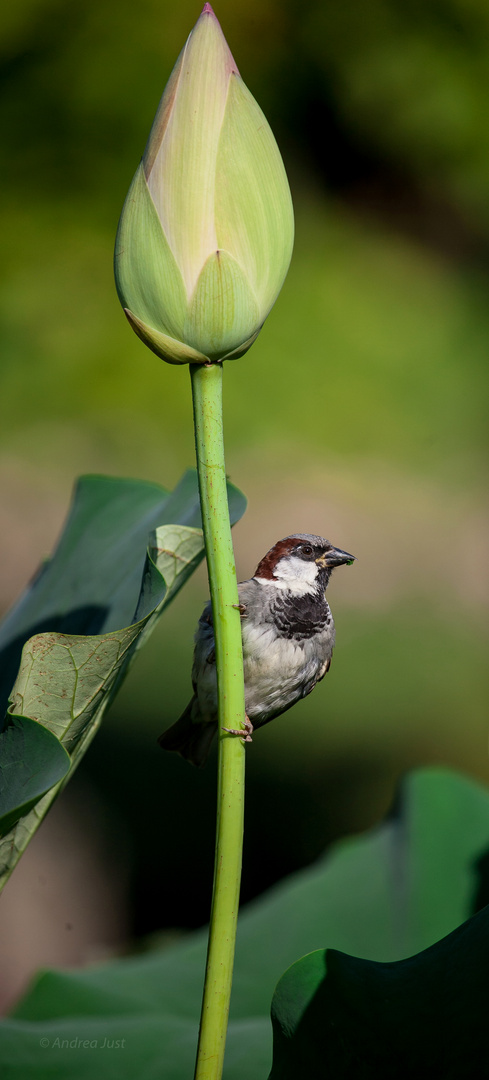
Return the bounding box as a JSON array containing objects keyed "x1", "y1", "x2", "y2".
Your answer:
[
  {"x1": 0, "y1": 525, "x2": 198, "y2": 884},
  {"x1": 0, "y1": 470, "x2": 246, "y2": 719},
  {"x1": 0, "y1": 1013, "x2": 271, "y2": 1080},
  {"x1": 0, "y1": 716, "x2": 70, "y2": 837},
  {"x1": 269, "y1": 906, "x2": 489, "y2": 1078},
  {"x1": 0, "y1": 472, "x2": 246, "y2": 888},
  {"x1": 4, "y1": 768, "x2": 489, "y2": 1079}
]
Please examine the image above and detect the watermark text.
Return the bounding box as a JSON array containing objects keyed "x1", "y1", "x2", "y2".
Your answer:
[{"x1": 40, "y1": 1036, "x2": 125, "y2": 1050}]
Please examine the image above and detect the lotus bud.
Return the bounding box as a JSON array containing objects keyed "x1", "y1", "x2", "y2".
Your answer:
[{"x1": 114, "y1": 4, "x2": 294, "y2": 365}]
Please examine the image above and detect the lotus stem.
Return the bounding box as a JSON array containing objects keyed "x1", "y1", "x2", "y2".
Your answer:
[{"x1": 190, "y1": 362, "x2": 246, "y2": 1080}]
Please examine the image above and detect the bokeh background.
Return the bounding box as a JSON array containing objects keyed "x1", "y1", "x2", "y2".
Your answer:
[{"x1": 0, "y1": 0, "x2": 488, "y2": 1009}]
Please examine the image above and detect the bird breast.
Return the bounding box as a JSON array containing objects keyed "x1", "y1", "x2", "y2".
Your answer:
[
  {"x1": 240, "y1": 611, "x2": 335, "y2": 726},
  {"x1": 192, "y1": 581, "x2": 335, "y2": 728}
]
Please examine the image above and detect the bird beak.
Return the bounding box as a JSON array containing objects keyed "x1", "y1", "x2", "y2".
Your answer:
[{"x1": 316, "y1": 547, "x2": 356, "y2": 568}]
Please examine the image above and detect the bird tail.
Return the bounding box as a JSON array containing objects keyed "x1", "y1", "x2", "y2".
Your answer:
[{"x1": 157, "y1": 698, "x2": 216, "y2": 768}]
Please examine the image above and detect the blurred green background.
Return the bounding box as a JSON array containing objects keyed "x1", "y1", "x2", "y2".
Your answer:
[{"x1": 0, "y1": 0, "x2": 488, "y2": 1003}]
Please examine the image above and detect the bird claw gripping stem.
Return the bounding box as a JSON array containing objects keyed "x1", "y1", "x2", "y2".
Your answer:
[{"x1": 222, "y1": 716, "x2": 254, "y2": 742}]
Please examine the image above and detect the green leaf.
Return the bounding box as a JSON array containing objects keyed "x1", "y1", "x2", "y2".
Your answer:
[
  {"x1": 0, "y1": 471, "x2": 246, "y2": 889},
  {"x1": 0, "y1": 471, "x2": 245, "y2": 718},
  {"x1": 269, "y1": 907, "x2": 489, "y2": 1079},
  {"x1": 0, "y1": 1014, "x2": 271, "y2": 1080},
  {"x1": 0, "y1": 715, "x2": 70, "y2": 837},
  {"x1": 5, "y1": 524, "x2": 206, "y2": 752},
  {"x1": 3, "y1": 768, "x2": 489, "y2": 1079}
]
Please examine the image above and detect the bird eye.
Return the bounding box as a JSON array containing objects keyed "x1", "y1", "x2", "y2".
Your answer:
[{"x1": 299, "y1": 544, "x2": 313, "y2": 557}]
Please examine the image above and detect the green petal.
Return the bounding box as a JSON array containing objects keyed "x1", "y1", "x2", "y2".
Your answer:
[
  {"x1": 124, "y1": 308, "x2": 209, "y2": 365},
  {"x1": 114, "y1": 161, "x2": 188, "y2": 340},
  {"x1": 221, "y1": 327, "x2": 262, "y2": 362},
  {"x1": 145, "y1": 9, "x2": 237, "y2": 297},
  {"x1": 184, "y1": 249, "x2": 259, "y2": 361},
  {"x1": 215, "y1": 74, "x2": 294, "y2": 319}
]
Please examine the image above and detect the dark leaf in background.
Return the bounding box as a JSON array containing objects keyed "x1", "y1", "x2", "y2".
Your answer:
[
  {"x1": 3, "y1": 768, "x2": 489, "y2": 1078},
  {"x1": 269, "y1": 906, "x2": 489, "y2": 1079}
]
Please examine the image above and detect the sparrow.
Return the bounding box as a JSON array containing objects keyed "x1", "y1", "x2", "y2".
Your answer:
[{"x1": 158, "y1": 533, "x2": 355, "y2": 767}]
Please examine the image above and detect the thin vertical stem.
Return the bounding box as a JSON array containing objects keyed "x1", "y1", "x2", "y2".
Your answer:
[{"x1": 190, "y1": 362, "x2": 246, "y2": 1080}]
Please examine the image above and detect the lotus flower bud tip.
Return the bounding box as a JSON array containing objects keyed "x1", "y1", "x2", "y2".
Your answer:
[{"x1": 114, "y1": 6, "x2": 294, "y2": 365}]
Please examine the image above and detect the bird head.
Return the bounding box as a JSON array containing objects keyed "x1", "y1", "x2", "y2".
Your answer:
[{"x1": 254, "y1": 534, "x2": 355, "y2": 595}]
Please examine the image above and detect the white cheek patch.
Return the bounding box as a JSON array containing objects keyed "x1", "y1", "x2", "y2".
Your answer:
[{"x1": 256, "y1": 555, "x2": 319, "y2": 595}]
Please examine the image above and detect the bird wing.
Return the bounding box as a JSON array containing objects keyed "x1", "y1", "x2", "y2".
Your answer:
[
  {"x1": 190, "y1": 586, "x2": 252, "y2": 716},
  {"x1": 191, "y1": 601, "x2": 215, "y2": 690},
  {"x1": 192, "y1": 585, "x2": 251, "y2": 691},
  {"x1": 301, "y1": 656, "x2": 331, "y2": 698}
]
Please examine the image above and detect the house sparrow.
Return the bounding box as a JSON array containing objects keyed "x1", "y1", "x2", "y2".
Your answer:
[{"x1": 158, "y1": 533, "x2": 355, "y2": 766}]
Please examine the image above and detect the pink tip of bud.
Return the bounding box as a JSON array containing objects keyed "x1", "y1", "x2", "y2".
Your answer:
[{"x1": 198, "y1": 3, "x2": 240, "y2": 76}]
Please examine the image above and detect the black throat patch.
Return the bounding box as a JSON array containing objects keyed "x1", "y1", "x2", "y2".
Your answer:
[{"x1": 269, "y1": 589, "x2": 331, "y2": 640}]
